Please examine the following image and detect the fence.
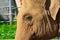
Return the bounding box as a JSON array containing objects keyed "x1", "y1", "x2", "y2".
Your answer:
[{"x1": 0, "y1": 0, "x2": 20, "y2": 25}]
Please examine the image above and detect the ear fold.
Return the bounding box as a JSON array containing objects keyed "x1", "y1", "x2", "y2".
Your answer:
[{"x1": 49, "y1": 0, "x2": 60, "y2": 20}]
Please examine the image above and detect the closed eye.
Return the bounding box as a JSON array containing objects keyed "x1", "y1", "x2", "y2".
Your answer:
[{"x1": 23, "y1": 14, "x2": 32, "y2": 21}]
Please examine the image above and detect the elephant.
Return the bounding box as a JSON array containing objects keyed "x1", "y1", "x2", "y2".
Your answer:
[{"x1": 15, "y1": 0, "x2": 60, "y2": 40}]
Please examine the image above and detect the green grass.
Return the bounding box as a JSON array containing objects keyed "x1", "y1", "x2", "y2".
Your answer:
[
  {"x1": 0, "y1": 21, "x2": 17, "y2": 39},
  {"x1": 0, "y1": 39, "x2": 14, "y2": 40}
]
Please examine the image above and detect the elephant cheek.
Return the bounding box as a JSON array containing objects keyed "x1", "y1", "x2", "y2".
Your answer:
[
  {"x1": 19, "y1": 14, "x2": 35, "y2": 40},
  {"x1": 22, "y1": 13, "x2": 44, "y2": 40}
]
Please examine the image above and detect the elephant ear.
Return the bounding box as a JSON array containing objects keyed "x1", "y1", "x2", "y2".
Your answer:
[{"x1": 49, "y1": 0, "x2": 60, "y2": 20}]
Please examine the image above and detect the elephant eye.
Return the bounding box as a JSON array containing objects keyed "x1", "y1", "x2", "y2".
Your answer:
[{"x1": 23, "y1": 14, "x2": 32, "y2": 21}]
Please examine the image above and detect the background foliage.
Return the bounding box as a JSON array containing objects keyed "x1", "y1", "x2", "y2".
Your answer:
[{"x1": 0, "y1": 21, "x2": 16, "y2": 39}]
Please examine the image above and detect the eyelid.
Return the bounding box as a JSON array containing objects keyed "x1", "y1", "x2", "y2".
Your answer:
[{"x1": 23, "y1": 14, "x2": 32, "y2": 21}]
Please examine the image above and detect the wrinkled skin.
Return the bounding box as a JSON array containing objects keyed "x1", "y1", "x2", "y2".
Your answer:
[
  {"x1": 15, "y1": 0, "x2": 60, "y2": 40},
  {"x1": 49, "y1": 0, "x2": 60, "y2": 36}
]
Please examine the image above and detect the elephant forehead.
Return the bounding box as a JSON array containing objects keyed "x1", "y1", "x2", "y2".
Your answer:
[{"x1": 28, "y1": 8, "x2": 45, "y2": 15}]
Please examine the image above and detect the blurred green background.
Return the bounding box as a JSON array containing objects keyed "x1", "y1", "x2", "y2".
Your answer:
[{"x1": 0, "y1": 21, "x2": 16, "y2": 39}]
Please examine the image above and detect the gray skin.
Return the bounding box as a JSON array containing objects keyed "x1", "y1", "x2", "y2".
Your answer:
[{"x1": 15, "y1": 0, "x2": 60, "y2": 40}]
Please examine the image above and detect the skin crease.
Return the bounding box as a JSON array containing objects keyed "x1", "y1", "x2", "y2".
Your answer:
[
  {"x1": 49, "y1": 0, "x2": 60, "y2": 36},
  {"x1": 15, "y1": 0, "x2": 60, "y2": 40}
]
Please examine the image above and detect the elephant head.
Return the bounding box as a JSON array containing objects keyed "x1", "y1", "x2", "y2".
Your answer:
[{"x1": 15, "y1": 0, "x2": 60, "y2": 40}]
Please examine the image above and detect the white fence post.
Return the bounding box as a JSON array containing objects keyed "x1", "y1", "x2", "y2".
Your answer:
[{"x1": 9, "y1": 0, "x2": 13, "y2": 25}]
